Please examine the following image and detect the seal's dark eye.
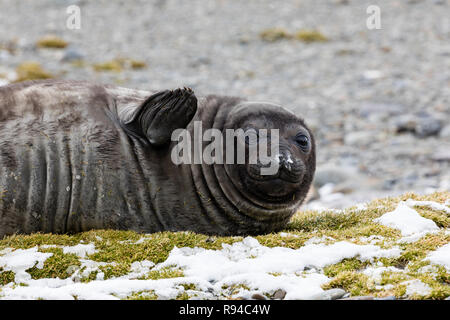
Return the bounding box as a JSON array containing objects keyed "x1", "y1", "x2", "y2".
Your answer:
[{"x1": 295, "y1": 134, "x2": 309, "y2": 151}]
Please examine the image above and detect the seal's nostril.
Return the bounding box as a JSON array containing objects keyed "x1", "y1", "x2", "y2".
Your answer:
[{"x1": 279, "y1": 151, "x2": 294, "y2": 172}]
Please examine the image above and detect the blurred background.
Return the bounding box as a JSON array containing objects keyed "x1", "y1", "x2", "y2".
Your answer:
[{"x1": 0, "y1": 0, "x2": 449, "y2": 209}]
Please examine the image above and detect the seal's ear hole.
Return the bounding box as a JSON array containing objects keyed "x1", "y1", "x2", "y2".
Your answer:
[{"x1": 121, "y1": 88, "x2": 197, "y2": 146}]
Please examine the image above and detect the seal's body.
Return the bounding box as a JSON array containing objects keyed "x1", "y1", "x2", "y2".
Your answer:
[{"x1": 0, "y1": 80, "x2": 315, "y2": 238}]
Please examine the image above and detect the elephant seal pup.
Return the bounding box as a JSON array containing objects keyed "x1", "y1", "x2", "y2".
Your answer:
[{"x1": 0, "y1": 80, "x2": 315, "y2": 237}]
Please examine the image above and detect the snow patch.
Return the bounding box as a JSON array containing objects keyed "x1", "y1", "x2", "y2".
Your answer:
[
  {"x1": 426, "y1": 243, "x2": 450, "y2": 270},
  {"x1": 0, "y1": 237, "x2": 402, "y2": 300},
  {"x1": 62, "y1": 243, "x2": 97, "y2": 258},
  {"x1": 404, "y1": 199, "x2": 450, "y2": 215},
  {"x1": 403, "y1": 280, "x2": 432, "y2": 297},
  {"x1": 362, "y1": 266, "x2": 403, "y2": 282},
  {"x1": 373, "y1": 202, "x2": 439, "y2": 241},
  {"x1": 0, "y1": 247, "x2": 53, "y2": 283}
]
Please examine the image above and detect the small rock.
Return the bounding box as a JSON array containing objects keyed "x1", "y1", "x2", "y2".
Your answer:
[
  {"x1": 415, "y1": 116, "x2": 442, "y2": 137},
  {"x1": 392, "y1": 113, "x2": 442, "y2": 137},
  {"x1": 272, "y1": 289, "x2": 286, "y2": 300},
  {"x1": 340, "y1": 296, "x2": 374, "y2": 300},
  {"x1": 392, "y1": 114, "x2": 417, "y2": 134},
  {"x1": 344, "y1": 131, "x2": 375, "y2": 146},
  {"x1": 362, "y1": 70, "x2": 383, "y2": 80},
  {"x1": 431, "y1": 150, "x2": 450, "y2": 162},
  {"x1": 61, "y1": 47, "x2": 85, "y2": 62},
  {"x1": 309, "y1": 288, "x2": 347, "y2": 300},
  {"x1": 440, "y1": 125, "x2": 450, "y2": 138},
  {"x1": 374, "y1": 296, "x2": 396, "y2": 300},
  {"x1": 359, "y1": 102, "x2": 406, "y2": 119},
  {"x1": 251, "y1": 293, "x2": 267, "y2": 300}
]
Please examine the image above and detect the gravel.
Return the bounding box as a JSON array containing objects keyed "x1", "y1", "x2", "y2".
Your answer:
[{"x1": 0, "y1": 0, "x2": 448, "y2": 208}]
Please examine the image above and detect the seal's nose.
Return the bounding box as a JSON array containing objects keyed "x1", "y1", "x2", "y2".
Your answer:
[
  {"x1": 279, "y1": 150, "x2": 294, "y2": 172},
  {"x1": 277, "y1": 150, "x2": 303, "y2": 183}
]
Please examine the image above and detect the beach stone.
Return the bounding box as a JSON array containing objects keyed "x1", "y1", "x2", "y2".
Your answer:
[
  {"x1": 359, "y1": 102, "x2": 406, "y2": 118},
  {"x1": 392, "y1": 114, "x2": 417, "y2": 134},
  {"x1": 272, "y1": 289, "x2": 287, "y2": 300},
  {"x1": 340, "y1": 296, "x2": 374, "y2": 300},
  {"x1": 344, "y1": 131, "x2": 375, "y2": 146},
  {"x1": 313, "y1": 165, "x2": 357, "y2": 188},
  {"x1": 375, "y1": 296, "x2": 396, "y2": 300},
  {"x1": 431, "y1": 150, "x2": 450, "y2": 162},
  {"x1": 415, "y1": 116, "x2": 442, "y2": 137},
  {"x1": 309, "y1": 288, "x2": 347, "y2": 300},
  {"x1": 251, "y1": 293, "x2": 267, "y2": 300},
  {"x1": 439, "y1": 125, "x2": 450, "y2": 138},
  {"x1": 61, "y1": 47, "x2": 85, "y2": 62}
]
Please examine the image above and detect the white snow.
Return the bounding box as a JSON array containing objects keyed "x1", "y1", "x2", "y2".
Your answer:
[
  {"x1": 404, "y1": 199, "x2": 450, "y2": 215},
  {"x1": 0, "y1": 237, "x2": 402, "y2": 300},
  {"x1": 403, "y1": 280, "x2": 432, "y2": 297},
  {"x1": 0, "y1": 247, "x2": 53, "y2": 283},
  {"x1": 62, "y1": 243, "x2": 97, "y2": 258},
  {"x1": 425, "y1": 243, "x2": 450, "y2": 270},
  {"x1": 362, "y1": 266, "x2": 403, "y2": 282},
  {"x1": 373, "y1": 202, "x2": 439, "y2": 241}
]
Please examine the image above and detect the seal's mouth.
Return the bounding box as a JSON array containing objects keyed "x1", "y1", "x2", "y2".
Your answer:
[
  {"x1": 239, "y1": 164, "x2": 304, "y2": 201},
  {"x1": 246, "y1": 163, "x2": 303, "y2": 183}
]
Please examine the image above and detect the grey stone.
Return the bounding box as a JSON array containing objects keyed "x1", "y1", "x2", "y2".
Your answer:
[
  {"x1": 309, "y1": 288, "x2": 347, "y2": 300},
  {"x1": 432, "y1": 150, "x2": 450, "y2": 162},
  {"x1": 375, "y1": 296, "x2": 396, "y2": 300},
  {"x1": 272, "y1": 289, "x2": 287, "y2": 300},
  {"x1": 340, "y1": 296, "x2": 374, "y2": 300},
  {"x1": 344, "y1": 131, "x2": 375, "y2": 146},
  {"x1": 415, "y1": 116, "x2": 442, "y2": 137},
  {"x1": 251, "y1": 293, "x2": 267, "y2": 300},
  {"x1": 439, "y1": 125, "x2": 450, "y2": 138},
  {"x1": 392, "y1": 114, "x2": 417, "y2": 134},
  {"x1": 61, "y1": 47, "x2": 85, "y2": 62},
  {"x1": 313, "y1": 165, "x2": 358, "y2": 188},
  {"x1": 359, "y1": 102, "x2": 406, "y2": 118}
]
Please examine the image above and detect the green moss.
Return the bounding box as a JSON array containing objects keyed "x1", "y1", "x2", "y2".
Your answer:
[
  {"x1": 180, "y1": 283, "x2": 197, "y2": 291},
  {"x1": 98, "y1": 263, "x2": 130, "y2": 280},
  {"x1": 260, "y1": 28, "x2": 292, "y2": 42},
  {"x1": 36, "y1": 36, "x2": 68, "y2": 49},
  {"x1": 323, "y1": 258, "x2": 369, "y2": 278},
  {"x1": 129, "y1": 60, "x2": 147, "y2": 69},
  {"x1": 26, "y1": 248, "x2": 80, "y2": 280},
  {"x1": 124, "y1": 290, "x2": 158, "y2": 300},
  {"x1": 0, "y1": 268, "x2": 15, "y2": 285},
  {"x1": 413, "y1": 207, "x2": 449, "y2": 228},
  {"x1": 295, "y1": 30, "x2": 329, "y2": 42},
  {"x1": 221, "y1": 283, "x2": 251, "y2": 297},
  {"x1": 322, "y1": 271, "x2": 372, "y2": 296},
  {"x1": 0, "y1": 191, "x2": 448, "y2": 299},
  {"x1": 92, "y1": 58, "x2": 148, "y2": 72},
  {"x1": 142, "y1": 267, "x2": 184, "y2": 280},
  {"x1": 93, "y1": 60, "x2": 123, "y2": 72},
  {"x1": 80, "y1": 269, "x2": 99, "y2": 283},
  {"x1": 14, "y1": 62, "x2": 53, "y2": 82}
]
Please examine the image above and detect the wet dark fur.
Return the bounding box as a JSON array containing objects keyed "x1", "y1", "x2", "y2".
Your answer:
[{"x1": 0, "y1": 80, "x2": 315, "y2": 238}]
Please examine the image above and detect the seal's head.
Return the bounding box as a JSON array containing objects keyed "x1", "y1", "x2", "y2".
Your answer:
[
  {"x1": 222, "y1": 101, "x2": 315, "y2": 210},
  {"x1": 192, "y1": 97, "x2": 316, "y2": 234}
]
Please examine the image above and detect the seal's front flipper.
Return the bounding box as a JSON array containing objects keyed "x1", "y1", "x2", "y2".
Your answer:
[{"x1": 122, "y1": 88, "x2": 197, "y2": 146}]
